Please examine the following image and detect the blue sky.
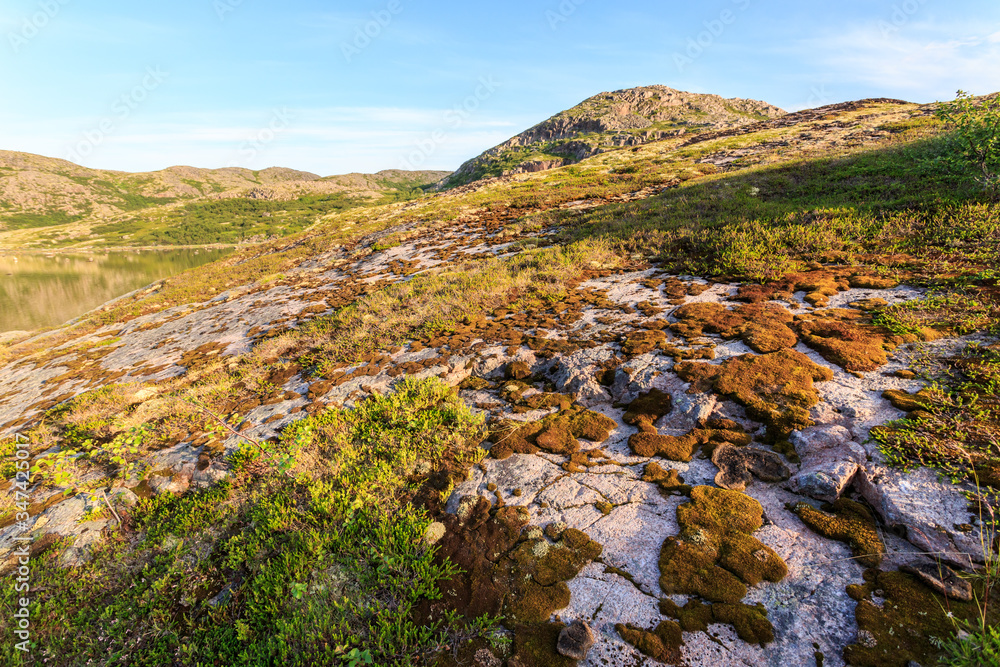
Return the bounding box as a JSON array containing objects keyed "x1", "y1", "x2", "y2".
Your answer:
[{"x1": 1, "y1": 0, "x2": 998, "y2": 175}]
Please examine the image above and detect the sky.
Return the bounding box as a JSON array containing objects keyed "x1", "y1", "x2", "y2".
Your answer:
[{"x1": 1, "y1": 0, "x2": 998, "y2": 176}]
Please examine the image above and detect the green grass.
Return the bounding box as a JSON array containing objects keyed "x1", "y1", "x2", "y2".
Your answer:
[
  {"x1": 0, "y1": 211, "x2": 83, "y2": 230},
  {"x1": 0, "y1": 379, "x2": 493, "y2": 667}
]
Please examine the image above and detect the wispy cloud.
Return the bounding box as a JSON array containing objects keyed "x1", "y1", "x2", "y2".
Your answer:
[
  {"x1": 798, "y1": 22, "x2": 1000, "y2": 100},
  {"x1": 0, "y1": 105, "x2": 523, "y2": 174}
]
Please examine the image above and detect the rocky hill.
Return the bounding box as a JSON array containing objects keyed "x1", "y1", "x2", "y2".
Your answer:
[
  {"x1": 0, "y1": 151, "x2": 449, "y2": 249},
  {"x1": 442, "y1": 85, "x2": 785, "y2": 187},
  {"x1": 1, "y1": 94, "x2": 999, "y2": 667}
]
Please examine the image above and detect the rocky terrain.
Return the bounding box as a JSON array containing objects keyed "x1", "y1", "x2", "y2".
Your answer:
[
  {"x1": 0, "y1": 94, "x2": 998, "y2": 666},
  {"x1": 442, "y1": 85, "x2": 785, "y2": 187}
]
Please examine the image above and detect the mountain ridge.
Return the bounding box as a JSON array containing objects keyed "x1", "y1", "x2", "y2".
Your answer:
[{"x1": 441, "y1": 84, "x2": 786, "y2": 187}]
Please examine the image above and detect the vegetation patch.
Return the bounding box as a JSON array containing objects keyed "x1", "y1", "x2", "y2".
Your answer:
[
  {"x1": 844, "y1": 568, "x2": 999, "y2": 667},
  {"x1": 676, "y1": 349, "x2": 834, "y2": 441},
  {"x1": 658, "y1": 486, "x2": 787, "y2": 607},
  {"x1": 791, "y1": 498, "x2": 885, "y2": 567},
  {"x1": 871, "y1": 343, "x2": 1000, "y2": 481}
]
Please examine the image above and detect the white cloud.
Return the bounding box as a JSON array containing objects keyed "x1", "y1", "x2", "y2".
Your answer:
[{"x1": 783, "y1": 21, "x2": 1000, "y2": 103}]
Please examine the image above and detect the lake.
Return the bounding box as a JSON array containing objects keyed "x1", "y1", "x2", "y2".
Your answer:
[{"x1": 0, "y1": 249, "x2": 232, "y2": 333}]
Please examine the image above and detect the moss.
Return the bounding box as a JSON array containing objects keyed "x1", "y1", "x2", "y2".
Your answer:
[
  {"x1": 459, "y1": 377, "x2": 493, "y2": 391},
  {"x1": 849, "y1": 274, "x2": 899, "y2": 289},
  {"x1": 659, "y1": 598, "x2": 714, "y2": 632},
  {"x1": 622, "y1": 389, "x2": 673, "y2": 430},
  {"x1": 507, "y1": 361, "x2": 533, "y2": 380},
  {"x1": 672, "y1": 302, "x2": 798, "y2": 354},
  {"x1": 490, "y1": 405, "x2": 616, "y2": 459},
  {"x1": 622, "y1": 329, "x2": 667, "y2": 355},
  {"x1": 711, "y1": 602, "x2": 774, "y2": 645},
  {"x1": 792, "y1": 499, "x2": 885, "y2": 567},
  {"x1": 595, "y1": 501, "x2": 613, "y2": 515},
  {"x1": 658, "y1": 486, "x2": 787, "y2": 606},
  {"x1": 629, "y1": 431, "x2": 702, "y2": 461},
  {"x1": 642, "y1": 462, "x2": 692, "y2": 495},
  {"x1": 796, "y1": 315, "x2": 899, "y2": 372},
  {"x1": 882, "y1": 388, "x2": 932, "y2": 412},
  {"x1": 615, "y1": 621, "x2": 683, "y2": 664},
  {"x1": 772, "y1": 439, "x2": 801, "y2": 464},
  {"x1": 676, "y1": 349, "x2": 833, "y2": 441},
  {"x1": 844, "y1": 569, "x2": 999, "y2": 667},
  {"x1": 511, "y1": 622, "x2": 576, "y2": 667}
]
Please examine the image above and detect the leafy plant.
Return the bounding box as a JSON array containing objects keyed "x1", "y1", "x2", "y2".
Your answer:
[{"x1": 936, "y1": 91, "x2": 1000, "y2": 193}]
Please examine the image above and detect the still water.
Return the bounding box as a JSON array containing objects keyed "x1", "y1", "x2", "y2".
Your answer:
[{"x1": 0, "y1": 249, "x2": 231, "y2": 333}]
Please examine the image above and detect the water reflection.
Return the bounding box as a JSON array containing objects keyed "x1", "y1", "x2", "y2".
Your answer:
[{"x1": 0, "y1": 249, "x2": 231, "y2": 333}]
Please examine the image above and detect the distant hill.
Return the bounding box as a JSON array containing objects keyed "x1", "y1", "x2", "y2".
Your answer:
[
  {"x1": 0, "y1": 151, "x2": 450, "y2": 248},
  {"x1": 441, "y1": 85, "x2": 785, "y2": 187}
]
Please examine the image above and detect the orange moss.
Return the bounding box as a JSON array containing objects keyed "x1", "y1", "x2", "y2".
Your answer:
[{"x1": 676, "y1": 349, "x2": 833, "y2": 441}]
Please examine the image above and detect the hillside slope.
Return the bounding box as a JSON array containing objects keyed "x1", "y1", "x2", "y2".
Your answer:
[
  {"x1": 0, "y1": 151, "x2": 449, "y2": 248},
  {"x1": 1, "y1": 95, "x2": 999, "y2": 667},
  {"x1": 442, "y1": 84, "x2": 785, "y2": 187}
]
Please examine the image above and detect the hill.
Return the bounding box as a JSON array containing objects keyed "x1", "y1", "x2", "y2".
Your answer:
[
  {"x1": 1, "y1": 93, "x2": 999, "y2": 667},
  {"x1": 441, "y1": 84, "x2": 785, "y2": 187},
  {"x1": 0, "y1": 151, "x2": 449, "y2": 249}
]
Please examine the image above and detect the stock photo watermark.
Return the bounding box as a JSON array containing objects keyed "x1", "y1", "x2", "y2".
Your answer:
[
  {"x1": 214, "y1": 0, "x2": 244, "y2": 21},
  {"x1": 227, "y1": 108, "x2": 295, "y2": 167},
  {"x1": 546, "y1": 0, "x2": 586, "y2": 31},
  {"x1": 400, "y1": 76, "x2": 501, "y2": 171},
  {"x1": 7, "y1": 0, "x2": 71, "y2": 53},
  {"x1": 673, "y1": 0, "x2": 752, "y2": 72},
  {"x1": 341, "y1": 0, "x2": 403, "y2": 63},
  {"x1": 878, "y1": 0, "x2": 929, "y2": 37},
  {"x1": 9, "y1": 433, "x2": 33, "y2": 653},
  {"x1": 65, "y1": 66, "x2": 169, "y2": 164}
]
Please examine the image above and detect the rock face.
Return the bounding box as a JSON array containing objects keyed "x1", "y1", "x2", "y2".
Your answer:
[
  {"x1": 442, "y1": 85, "x2": 785, "y2": 186},
  {"x1": 788, "y1": 425, "x2": 865, "y2": 502},
  {"x1": 558, "y1": 620, "x2": 597, "y2": 659}
]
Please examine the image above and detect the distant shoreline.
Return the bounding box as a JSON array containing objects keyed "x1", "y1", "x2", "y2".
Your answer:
[{"x1": 0, "y1": 244, "x2": 239, "y2": 255}]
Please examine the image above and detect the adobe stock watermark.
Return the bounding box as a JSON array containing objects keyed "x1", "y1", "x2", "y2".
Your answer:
[
  {"x1": 546, "y1": 0, "x2": 586, "y2": 31},
  {"x1": 65, "y1": 67, "x2": 169, "y2": 164},
  {"x1": 7, "y1": 0, "x2": 71, "y2": 54},
  {"x1": 214, "y1": 0, "x2": 245, "y2": 22},
  {"x1": 399, "y1": 76, "x2": 501, "y2": 171},
  {"x1": 341, "y1": 0, "x2": 403, "y2": 63},
  {"x1": 673, "y1": 0, "x2": 751, "y2": 72},
  {"x1": 227, "y1": 108, "x2": 294, "y2": 167},
  {"x1": 9, "y1": 433, "x2": 33, "y2": 653},
  {"x1": 878, "y1": 0, "x2": 929, "y2": 38},
  {"x1": 806, "y1": 85, "x2": 834, "y2": 108}
]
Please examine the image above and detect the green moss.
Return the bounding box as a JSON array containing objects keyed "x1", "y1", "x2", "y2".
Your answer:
[
  {"x1": 642, "y1": 462, "x2": 692, "y2": 495},
  {"x1": 490, "y1": 405, "x2": 616, "y2": 459},
  {"x1": 844, "y1": 569, "x2": 999, "y2": 667},
  {"x1": 792, "y1": 499, "x2": 885, "y2": 567},
  {"x1": 658, "y1": 486, "x2": 787, "y2": 607},
  {"x1": 615, "y1": 621, "x2": 683, "y2": 664},
  {"x1": 512, "y1": 622, "x2": 576, "y2": 666}
]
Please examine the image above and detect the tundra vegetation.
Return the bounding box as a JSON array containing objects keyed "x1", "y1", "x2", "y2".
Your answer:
[{"x1": 0, "y1": 92, "x2": 999, "y2": 666}]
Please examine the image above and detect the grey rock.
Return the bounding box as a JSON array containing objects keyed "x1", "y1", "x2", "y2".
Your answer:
[
  {"x1": 712, "y1": 444, "x2": 790, "y2": 491},
  {"x1": 902, "y1": 562, "x2": 974, "y2": 602},
  {"x1": 789, "y1": 425, "x2": 865, "y2": 502},
  {"x1": 857, "y1": 465, "x2": 983, "y2": 569},
  {"x1": 557, "y1": 620, "x2": 596, "y2": 660}
]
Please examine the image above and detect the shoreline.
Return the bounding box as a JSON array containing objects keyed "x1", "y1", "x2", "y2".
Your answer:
[{"x1": 0, "y1": 244, "x2": 240, "y2": 255}]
